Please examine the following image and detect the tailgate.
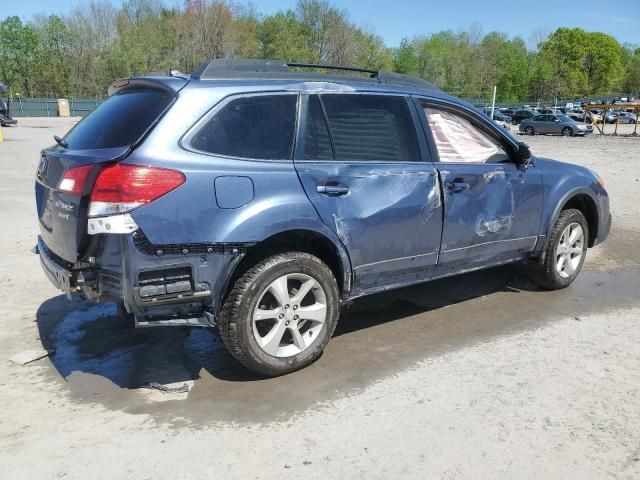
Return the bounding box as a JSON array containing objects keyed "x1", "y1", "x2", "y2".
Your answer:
[
  {"x1": 34, "y1": 86, "x2": 177, "y2": 263},
  {"x1": 35, "y1": 147, "x2": 128, "y2": 262}
]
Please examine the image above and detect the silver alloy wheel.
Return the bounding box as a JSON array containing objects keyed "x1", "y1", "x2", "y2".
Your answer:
[
  {"x1": 252, "y1": 273, "x2": 327, "y2": 358},
  {"x1": 555, "y1": 222, "x2": 584, "y2": 279}
]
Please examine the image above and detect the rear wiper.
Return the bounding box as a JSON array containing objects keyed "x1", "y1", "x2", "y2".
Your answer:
[{"x1": 53, "y1": 135, "x2": 68, "y2": 148}]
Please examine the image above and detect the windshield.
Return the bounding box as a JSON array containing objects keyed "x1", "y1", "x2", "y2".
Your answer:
[
  {"x1": 64, "y1": 89, "x2": 174, "y2": 149},
  {"x1": 557, "y1": 115, "x2": 572, "y2": 122}
]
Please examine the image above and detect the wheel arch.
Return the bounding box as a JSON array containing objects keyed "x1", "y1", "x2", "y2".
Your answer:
[
  {"x1": 544, "y1": 188, "x2": 599, "y2": 252},
  {"x1": 221, "y1": 228, "x2": 352, "y2": 304}
]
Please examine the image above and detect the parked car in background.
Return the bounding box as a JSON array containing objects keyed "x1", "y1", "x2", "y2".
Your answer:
[
  {"x1": 0, "y1": 83, "x2": 17, "y2": 127},
  {"x1": 566, "y1": 110, "x2": 595, "y2": 124},
  {"x1": 483, "y1": 109, "x2": 512, "y2": 123},
  {"x1": 511, "y1": 109, "x2": 537, "y2": 124},
  {"x1": 540, "y1": 108, "x2": 565, "y2": 115},
  {"x1": 520, "y1": 114, "x2": 593, "y2": 136},
  {"x1": 34, "y1": 59, "x2": 610, "y2": 376},
  {"x1": 603, "y1": 110, "x2": 618, "y2": 124},
  {"x1": 589, "y1": 109, "x2": 604, "y2": 123},
  {"x1": 616, "y1": 111, "x2": 638, "y2": 124}
]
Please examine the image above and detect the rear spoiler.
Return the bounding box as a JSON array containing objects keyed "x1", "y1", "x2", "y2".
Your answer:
[{"x1": 107, "y1": 76, "x2": 189, "y2": 96}]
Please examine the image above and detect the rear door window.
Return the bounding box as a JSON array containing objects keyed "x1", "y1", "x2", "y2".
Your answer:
[
  {"x1": 302, "y1": 95, "x2": 333, "y2": 160},
  {"x1": 190, "y1": 94, "x2": 297, "y2": 160},
  {"x1": 64, "y1": 89, "x2": 174, "y2": 149},
  {"x1": 319, "y1": 94, "x2": 420, "y2": 162}
]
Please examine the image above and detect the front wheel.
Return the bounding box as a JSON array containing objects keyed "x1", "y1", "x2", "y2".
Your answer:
[
  {"x1": 524, "y1": 126, "x2": 534, "y2": 135},
  {"x1": 525, "y1": 209, "x2": 588, "y2": 290},
  {"x1": 561, "y1": 127, "x2": 573, "y2": 136},
  {"x1": 218, "y1": 252, "x2": 340, "y2": 376}
]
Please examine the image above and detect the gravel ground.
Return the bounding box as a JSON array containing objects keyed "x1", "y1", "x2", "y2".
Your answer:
[{"x1": 0, "y1": 118, "x2": 639, "y2": 479}]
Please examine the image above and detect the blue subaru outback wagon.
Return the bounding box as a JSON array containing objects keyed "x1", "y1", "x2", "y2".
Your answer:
[{"x1": 35, "y1": 59, "x2": 611, "y2": 376}]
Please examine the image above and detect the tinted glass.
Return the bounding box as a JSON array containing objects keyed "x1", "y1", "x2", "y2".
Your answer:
[
  {"x1": 303, "y1": 95, "x2": 333, "y2": 160},
  {"x1": 320, "y1": 94, "x2": 419, "y2": 161},
  {"x1": 191, "y1": 94, "x2": 297, "y2": 160},
  {"x1": 64, "y1": 89, "x2": 173, "y2": 149}
]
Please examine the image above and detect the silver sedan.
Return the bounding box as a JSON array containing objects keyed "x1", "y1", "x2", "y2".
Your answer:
[
  {"x1": 616, "y1": 111, "x2": 638, "y2": 124},
  {"x1": 519, "y1": 114, "x2": 593, "y2": 136}
]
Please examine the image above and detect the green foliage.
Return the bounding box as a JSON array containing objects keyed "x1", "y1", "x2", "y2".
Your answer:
[
  {"x1": 623, "y1": 47, "x2": 640, "y2": 92},
  {"x1": 394, "y1": 38, "x2": 417, "y2": 74},
  {"x1": 37, "y1": 16, "x2": 73, "y2": 97},
  {"x1": 257, "y1": 11, "x2": 311, "y2": 62},
  {"x1": 533, "y1": 28, "x2": 625, "y2": 98},
  {"x1": 0, "y1": 16, "x2": 41, "y2": 96},
  {"x1": 0, "y1": 2, "x2": 637, "y2": 101}
]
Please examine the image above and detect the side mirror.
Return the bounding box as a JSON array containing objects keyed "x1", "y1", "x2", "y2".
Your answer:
[{"x1": 514, "y1": 142, "x2": 532, "y2": 166}]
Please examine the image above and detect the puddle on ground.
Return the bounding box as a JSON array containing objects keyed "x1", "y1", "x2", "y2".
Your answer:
[{"x1": 34, "y1": 227, "x2": 640, "y2": 426}]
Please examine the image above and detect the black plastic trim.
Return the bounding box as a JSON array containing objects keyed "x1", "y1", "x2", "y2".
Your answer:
[{"x1": 132, "y1": 230, "x2": 254, "y2": 256}]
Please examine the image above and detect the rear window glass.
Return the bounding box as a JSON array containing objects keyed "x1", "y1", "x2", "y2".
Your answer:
[
  {"x1": 320, "y1": 94, "x2": 420, "y2": 161},
  {"x1": 190, "y1": 94, "x2": 297, "y2": 160},
  {"x1": 64, "y1": 89, "x2": 173, "y2": 149}
]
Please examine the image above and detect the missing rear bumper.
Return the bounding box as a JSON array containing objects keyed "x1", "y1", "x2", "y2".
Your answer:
[
  {"x1": 36, "y1": 236, "x2": 74, "y2": 299},
  {"x1": 133, "y1": 264, "x2": 212, "y2": 307}
]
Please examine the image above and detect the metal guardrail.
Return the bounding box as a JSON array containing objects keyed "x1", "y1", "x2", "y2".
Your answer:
[{"x1": 9, "y1": 98, "x2": 102, "y2": 117}]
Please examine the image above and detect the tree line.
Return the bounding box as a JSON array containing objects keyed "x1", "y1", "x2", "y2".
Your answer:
[{"x1": 0, "y1": 0, "x2": 638, "y2": 103}]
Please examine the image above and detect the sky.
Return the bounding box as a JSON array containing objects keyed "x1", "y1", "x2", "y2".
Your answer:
[{"x1": 2, "y1": 0, "x2": 639, "y2": 48}]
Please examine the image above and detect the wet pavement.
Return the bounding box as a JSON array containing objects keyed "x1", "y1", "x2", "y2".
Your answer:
[{"x1": 33, "y1": 226, "x2": 640, "y2": 426}]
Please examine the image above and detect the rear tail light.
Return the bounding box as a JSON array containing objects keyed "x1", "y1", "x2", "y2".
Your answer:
[
  {"x1": 89, "y1": 164, "x2": 185, "y2": 217},
  {"x1": 58, "y1": 165, "x2": 94, "y2": 195}
]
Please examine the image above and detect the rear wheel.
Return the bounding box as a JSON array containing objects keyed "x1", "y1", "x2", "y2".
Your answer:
[
  {"x1": 525, "y1": 209, "x2": 588, "y2": 290},
  {"x1": 218, "y1": 252, "x2": 340, "y2": 376},
  {"x1": 561, "y1": 127, "x2": 573, "y2": 136},
  {"x1": 524, "y1": 126, "x2": 534, "y2": 135}
]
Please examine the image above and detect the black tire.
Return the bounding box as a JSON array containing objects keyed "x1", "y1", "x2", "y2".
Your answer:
[
  {"x1": 524, "y1": 209, "x2": 588, "y2": 290},
  {"x1": 218, "y1": 252, "x2": 340, "y2": 377},
  {"x1": 561, "y1": 127, "x2": 573, "y2": 136},
  {"x1": 524, "y1": 126, "x2": 534, "y2": 135}
]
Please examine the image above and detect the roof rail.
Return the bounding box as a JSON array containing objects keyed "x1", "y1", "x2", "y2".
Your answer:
[
  {"x1": 287, "y1": 62, "x2": 378, "y2": 76},
  {"x1": 190, "y1": 58, "x2": 439, "y2": 91}
]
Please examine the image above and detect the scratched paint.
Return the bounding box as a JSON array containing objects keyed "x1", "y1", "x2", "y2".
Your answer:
[{"x1": 475, "y1": 215, "x2": 514, "y2": 236}]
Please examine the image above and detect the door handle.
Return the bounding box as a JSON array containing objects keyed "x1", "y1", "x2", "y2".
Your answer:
[
  {"x1": 445, "y1": 180, "x2": 469, "y2": 193},
  {"x1": 317, "y1": 183, "x2": 350, "y2": 196}
]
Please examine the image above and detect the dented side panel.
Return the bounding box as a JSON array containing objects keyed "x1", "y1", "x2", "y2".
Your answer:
[
  {"x1": 436, "y1": 163, "x2": 544, "y2": 271},
  {"x1": 295, "y1": 162, "x2": 443, "y2": 292}
]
